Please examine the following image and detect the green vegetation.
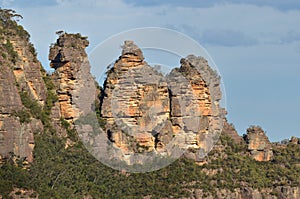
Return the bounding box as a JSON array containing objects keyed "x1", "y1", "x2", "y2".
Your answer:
[
  {"x1": 0, "y1": 9, "x2": 27, "y2": 40},
  {"x1": 199, "y1": 136, "x2": 300, "y2": 193},
  {"x1": 60, "y1": 117, "x2": 79, "y2": 142},
  {"x1": 16, "y1": 71, "x2": 58, "y2": 133},
  {"x1": 0, "y1": 9, "x2": 23, "y2": 27},
  {"x1": 0, "y1": 158, "x2": 30, "y2": 197},
  {"x1": 3, "y1": 40, "x2": 18, "y2": 63},
  {"x1": 19, "y1": 89, "x2": 55, "y2": 133},
  {"x1": 19, "y1": 91, "x2": 44, "y2": 120},
  {"x1": 12, "y1": 109, "x2": 31, "y2": 123},
  {"x1": 0, "y1": 133, "x2": 299, "y2": 198},
  {"x1": 43, "y1": 74, "x2": 58, "y2": 116},
  {"x1": 0, "y1": 8, "x2": 38, "y2": 63}
]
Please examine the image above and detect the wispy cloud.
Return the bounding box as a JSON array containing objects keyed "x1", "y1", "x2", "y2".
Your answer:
[
  {"x1": 0, "y1": 0, "x2": 58, "y2": 7},
  {"x1": 123, "y1": 0, "x2": 300, "y2": 11},
  {"x1": 280, "y1": 31, "x2": 300, "y2": 44},
  {"x1": 201, "y1": 29, "x2": 257, "y2": 47},
  {"x1": 168, "y1": 24, "x2": 258, "y2": 47}
]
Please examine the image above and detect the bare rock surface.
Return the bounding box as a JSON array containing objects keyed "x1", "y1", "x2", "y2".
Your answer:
[
  {"x1": 49, "y1": 33, "x2": 94, "y2": 125},
  {"x1": 243, "y1": 126, "x2": 273, "y2": 161},
  {"x1": 0, "y1": 23, "x2": 46, "y2": 162},
  {"x1": 98, "y1": 41, "x2": 226, "y2": 165}
]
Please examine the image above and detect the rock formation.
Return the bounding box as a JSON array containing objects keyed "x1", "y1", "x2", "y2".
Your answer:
[
  {"x1": 101, "y1": 40, "x2": 171, "y2": 154},
  {"x1": 243, "y1": 126, "x2": 273, "y2": 161},
  {"x1": 168, "y1": 55, "x2": 226, "y2": 161},
  {"x1": 0, "y1": 16, "x2": 46, "y2": 162},
  {"x1": 0, "y1": 10, "x2": 299, "y2": 198},
  {"x1": 49, "y1": 32, "x2": 95, "y2": 127},
  {"x1": 99, "y1": 41, "x2": 226, "y2": 163},
  {"x1": 222, "y1": 119, "x2": 244, "y2": 144}
]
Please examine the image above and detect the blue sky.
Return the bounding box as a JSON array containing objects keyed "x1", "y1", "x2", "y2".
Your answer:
[{"x1": 1, "y1": 0, "x2": 300, "y2": 141}]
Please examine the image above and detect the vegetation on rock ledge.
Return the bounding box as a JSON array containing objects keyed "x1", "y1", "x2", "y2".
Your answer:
[{"x1": 0, "y1": 134, "x2": 299, "y2": 198}]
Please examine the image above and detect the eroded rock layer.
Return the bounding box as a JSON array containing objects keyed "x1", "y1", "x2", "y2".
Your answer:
[
  {"x1": 100, "y1": 41, "x2": 226, "y2": 160},
  {"x1": 0, "y1": 22, "x2": 46, "y2": 162},
  {"x1": 49, "y1": 33, "x2": 93, "y2": 125},
  {"x1": 243, "y1": 126, "x2": 273, "y2": 161}
]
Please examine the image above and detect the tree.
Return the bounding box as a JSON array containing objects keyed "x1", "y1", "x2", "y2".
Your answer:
[{"x1": 0, "y1": 8, "x2": 23, "y2": 26}]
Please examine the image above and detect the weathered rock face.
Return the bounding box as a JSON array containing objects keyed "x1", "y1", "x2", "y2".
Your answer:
[
  {"x1": 0, "y1": 21, "x2": 45, "y2": 162},
  {"x1": 100, "y1": 41, "x2": 226, "y2": 161},
  {"x1": 9, "y1": 36, "x2": 47, "y2": 105},
  {"x1": 101, "y1": 41, "x2": 171, "y2": 153},
  {"x1": 49, "y1": 33, "x2": 93, "y2": 125},
  {"x1": 168, "y1": 55, "x2": 226, "y2": 161},
  {"x1": 243, "y1": 126, "x2": 273, "y2": 161},
  {"x1": 0, "y1": 63, "x2": 37, "y2": 162},
  {"x1": 222, "y1": 119, "x2": 244, "y2": 144}
]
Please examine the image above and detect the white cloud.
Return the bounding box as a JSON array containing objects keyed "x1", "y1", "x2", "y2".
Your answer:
[
  {"x1": 0, "y1": 0, "x2": 58, "y2": 7},
  {"x1": 0, "y1": 0, "x2": 14, "y2": 6},
  {"x1": 168, "y1": 26, "x2": 258, "y2": 47},
  {"x1": 123, "y1": 0, "x2": 300, "y2": 11}
]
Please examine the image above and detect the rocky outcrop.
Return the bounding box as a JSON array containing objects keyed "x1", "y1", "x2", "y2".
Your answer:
[
  {"x1": 101, "y1": 41, "x2": 171, "y2": 153},
  {"x1": 243, "y1": 126, "x2": 273, "y2": 161},
  {"x1": 222, "y1": 120, "x2": 243, "y2": 144},
  {"x1": 49, "y1": 32, "x2": 93, "y2": 126},
  {"x1": 0, "y1": 17, "x2": 46, "y2": 162},
  {"x1": 168, "y1": 55, "x2": 226, "y2": 161},
  {"x1": 99, "y1": 41, "x2": 226, "y2": 162}
]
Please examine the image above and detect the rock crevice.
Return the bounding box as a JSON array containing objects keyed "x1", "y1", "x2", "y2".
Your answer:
[
  {"x1": 99, "y1": 41, "x2": 226, "y2": 160},
  {"x1": 49, "y1": 33, "x2": 92, "y2": 124}
]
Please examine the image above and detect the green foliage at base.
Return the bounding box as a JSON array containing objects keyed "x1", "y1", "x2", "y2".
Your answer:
[
  {"x1": 0, "y1": 134, "x2": 299, "y2": 198},
  {"x1": 202, "y1": 136, "x2": 300, "y2": 193},
  {"x1": 26, "y1": 134, "x2": 198, "y2": 198},
  {"x1": 0, "y1": 154, "x2": 30, "y2": 197}
]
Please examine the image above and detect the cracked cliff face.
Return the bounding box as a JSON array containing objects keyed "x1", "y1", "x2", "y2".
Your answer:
[
  {"x1": 168, "y1": 55, "x2": 226, "y2": 161},
  {"x1": 99, "y1": 41, "x2": 226, "y2": 161},
  {"x1": 101, "y1": 41, "x2": 171, "y2": 153},
  {"x1": 49, "y1": 33, "x2": 92, "y2": 125},
  {"x1": 0, "y1": 20, "x2": 46, "y2": 162}
]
